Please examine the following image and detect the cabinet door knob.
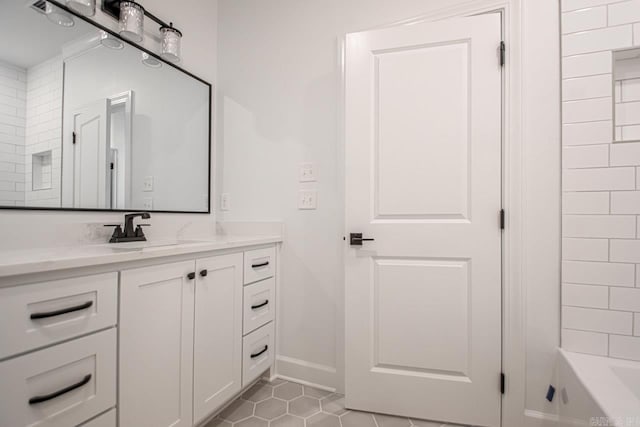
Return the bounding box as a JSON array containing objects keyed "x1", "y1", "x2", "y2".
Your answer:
[
  {"x1": 187, "y1": 272, "x2": 196, "y2": 280},
  {"x1": 199, "y1": 269, "x2": 208, "y2": 277}
]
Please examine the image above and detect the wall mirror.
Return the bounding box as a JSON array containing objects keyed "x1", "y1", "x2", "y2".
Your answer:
[
  {"x1": 0, "y1": 0, "x2": 211, "y2": 213},
  {"x1": 614, "y1": 47, "x2": 640, "y2": 143}
]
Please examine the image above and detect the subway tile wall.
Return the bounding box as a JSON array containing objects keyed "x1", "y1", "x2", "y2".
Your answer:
[
  {"x1": 562, "y1": 0, "x2": 640, "y2": 361},
  {"x1": 0, "y1": 61, "x2": 26, "y2": 206}
]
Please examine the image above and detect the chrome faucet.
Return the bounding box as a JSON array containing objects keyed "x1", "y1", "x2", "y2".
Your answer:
[{"x1": 105, "y1": 212, "x2": 151, "y2": 243}]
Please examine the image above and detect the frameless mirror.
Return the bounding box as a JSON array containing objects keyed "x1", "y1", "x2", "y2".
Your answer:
[
  {"x1": 614, "y1": 47, "x2": 640, "y2": 143},
  {"x1": 0, "y1": 0, "x2": 211, "y2": 213}
]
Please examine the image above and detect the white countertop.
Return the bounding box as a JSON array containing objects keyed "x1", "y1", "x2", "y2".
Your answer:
[{"x1": 0, "y1": 235, "x2": 282, "y2": 279}]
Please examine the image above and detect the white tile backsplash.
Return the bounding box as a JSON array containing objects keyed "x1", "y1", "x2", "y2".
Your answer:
[
  {"x1": 563, "y1": 237, "x2": 610, "y2": 260},
  {"x1": 563, "y1": 260, "x2": 636, "y2": 286},
  {"x1": 563, "y1": 120, "x2": 613, "y2": 145},
  {"x1": 563, "y1": 214, "x2": 637, "y2": 237},
  {"x1": 563, "y1": 6, "x2": 607, "y2": 34},
  {"x1": 563, "y1": 51, "x2": 612, "y2": 78},
  {"x1": 609, "y1": 334, "x2": 640, "y2": 360},
  {"x1": 563, "y1": 144, "x2": 610, "y2": 168},
  {"x1": 562, "y1": 2, "x2": 640, "y2": 359},
  {"x1": 563, "y1": 25, "x2": 632, "y2": 56},
  {"x1": 563, "y1": 306, "x2": 633, "y2": 334}
]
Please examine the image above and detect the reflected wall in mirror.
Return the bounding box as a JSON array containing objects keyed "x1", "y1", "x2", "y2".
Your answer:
[
  {"x1": 0, "y1": 0, "x2": 211, "y2": 213},
  {"x1": 614, "y1": 47, "x2": 640, "y2": 143}
]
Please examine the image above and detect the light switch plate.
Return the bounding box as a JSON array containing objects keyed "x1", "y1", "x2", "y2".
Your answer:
[
  {"x1": 298, "y1": 190, "x2": 317, "y2": 210},
  {"x1": 298, "y1": 163, "x2": 317, "y2": 182},
  {"x1": 143, "y1": 176, "x2": 154, "y2": 192},
  {"x1": 221, "y1": 193, "x2": 230, "y2": 211}
]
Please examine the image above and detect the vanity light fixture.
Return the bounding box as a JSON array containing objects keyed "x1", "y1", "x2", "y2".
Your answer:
[
  {"x1": 159, "y1": 23, "x2": 182, "y2": 63},
  {"x1": 119, "y1": 1, "x2": 144, "y2": 42},
  {"x1": 141, "y1": 52, "x2": 162, "y2": 68},
  {"x1": 100, "y1": 30, "x2": 124, "y2": 50},
  {"x1": 65, "y1": 0, "x2": 95, "y2": 16},
  {"x1": 45, "y1": 2, "x2": 75, "y2": 27}
]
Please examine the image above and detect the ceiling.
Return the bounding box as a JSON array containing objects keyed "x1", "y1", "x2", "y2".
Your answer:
[{"x1": 0, "y1": 0, "x2": 95, "y2": 69}]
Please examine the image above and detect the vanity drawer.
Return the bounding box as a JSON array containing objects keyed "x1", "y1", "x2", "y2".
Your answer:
[
  {"x1": 0, "y1": 328, "x2": 117, "y2": 427},
  {"x1": 242, "y1": 322, "x2": 275, "y2": 387},
  {"x1": 244, "y1": 246, "x2": 276, "y2": 285},
  {"x1": 79, "y1": 409, "x2": 116, "y2": 427},
  {"x1": 0, "y1": 272, "x2": 117, "y2": 359},
  {"x1": 243, "y1": 277, "x2": 275, "y2": 335}
]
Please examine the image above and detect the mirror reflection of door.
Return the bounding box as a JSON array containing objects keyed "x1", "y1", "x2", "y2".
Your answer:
[{"x1": 107, "y1": 91, "x2": 133, "y2": 210}]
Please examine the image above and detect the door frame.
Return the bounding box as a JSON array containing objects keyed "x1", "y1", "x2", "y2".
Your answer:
[{"x1": 339, "y1": 1, "x2": 526, "y2": 426}]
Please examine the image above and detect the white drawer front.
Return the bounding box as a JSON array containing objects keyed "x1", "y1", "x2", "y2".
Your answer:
[
  {"x1": 0, "y1": 328, "x2": 117, "y2": 427},
  {"x1": 79, "y1": 409, "x2": 116, "y2": 427},
  {"x1": 243, "y1": 278, "x2": 275, "y2": 335},
  {"x1": 242, "y1": 322, "x2": 275, "y2": 387},
  {"x1": 244, "y1": 247, "x2": 276, "y2": 285},
  {"x1": 0, "y1": 272, "x2": 118, "y2": 359}
]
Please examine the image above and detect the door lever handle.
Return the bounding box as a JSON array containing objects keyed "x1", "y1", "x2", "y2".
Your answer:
[{"x1": 350, "y1": 233, "x2": 375, "y2": 246}]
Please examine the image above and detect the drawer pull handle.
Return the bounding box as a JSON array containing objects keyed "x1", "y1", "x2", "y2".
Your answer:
[
  {"x1": 250, "y1": 345, "x2": 269, "y2": 359},
  {"x1": 28, "y1": 374, "x2": 92, "y2": 405},
  {"x1": 30, "y1": 301, "x2": 93, "y2": 320},
  {"x1": 251, "y1": 300, "x2": 269, "y2": 310},
  {"x1": 252, "y1": 261, "x2": 269, "y2": 269}
]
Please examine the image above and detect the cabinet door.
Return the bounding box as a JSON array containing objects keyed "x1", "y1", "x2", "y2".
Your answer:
[
  {"x1": 193, "y1": 253, "x2": 243, "y2": 424},
  {"x1": 119, "y1": 260, "x2": 195, "y2": 427}
]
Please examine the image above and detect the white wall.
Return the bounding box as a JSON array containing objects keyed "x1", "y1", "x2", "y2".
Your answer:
[
  {"x1": 0, "y1": 61, "x2": 26, "y2": 206},
  {"x1": 0, "y1": 0, "x2": 218, "y2": 250},
  {"x1": 560, "y1": 0, "x2": 640, "y2": 362},
  {"x1": 217, "y1": 0, "x2": 560, "y2": 422}
]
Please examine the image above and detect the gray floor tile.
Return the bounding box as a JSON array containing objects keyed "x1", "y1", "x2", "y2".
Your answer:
[
  {"x1": 288, "y1": 396, "x2": 320, "y2": 418},
  {"x1": 373, "y1": 413, "x2": 411, "y2": 427},
  {"x1": 202, "y1": 417, "x2": 232, "y2": 427},
  {"x1": 255, "y1": 398, "x2": 288, "y2": 420},
  {"x1": 303, "y1": 385, "x2": 332, "y2": 399},
  {"x1": 243, "y1": 382, "x2": 274, "y2": 402},
  {"x1": 341, "y1": 411, "x2": 377, "y2": 427},
  {"x1": 219, "y1": 399, "x2": 255, "y2": 422},
  {"x1": 273, "y1": 382, "x2": 304, "y2": 400},
  {"x1": 269, "y1": 414, "x2": 305, "y2": 427},
  {"x1": 306, "y1": 412, "x2": 341, "y2": 427},
  {"x1": 410, "y1": 419, "x2": 444, "y2": 427},
  {"x1": 320, "y1": 394, "x2": 348, "y2": 416},
  {"x1": 235, "y1": 417, "x2": 269, "y2": 427}
]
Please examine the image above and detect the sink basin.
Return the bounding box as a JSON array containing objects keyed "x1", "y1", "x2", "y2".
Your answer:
[{"x1": 107, "y1": 239, "x2": 205, "y2": 251}]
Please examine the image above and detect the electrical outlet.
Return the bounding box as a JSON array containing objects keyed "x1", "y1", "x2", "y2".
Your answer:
[
  {"x1": 298, "y1": 190, "x2": 317, "y2": 210},
  {"x1": 298, "y1": 162, "x2": 317, "y2": 182},
  {"x1": 143, "y1": 176, "x2": 154, "y2": 192},
  {"x1": 143, "y1": 197, "x2": 153, "y2": 210},
  {"x1": 221, "y1": 193, "x2": 230, "y2": 211}
]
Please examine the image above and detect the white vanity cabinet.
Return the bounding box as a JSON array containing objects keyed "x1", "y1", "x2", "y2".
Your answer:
[
  {"x1": 119, "y1": 260, "x2": 196, "y2": 427},
  {"x1": 0, "y1": 240, "x2": 279, "y2": 427}
]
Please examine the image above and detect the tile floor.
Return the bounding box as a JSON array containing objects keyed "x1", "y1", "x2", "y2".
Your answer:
[{"x1": 203, "y1": 379, "x2": 466, "y2": 427}]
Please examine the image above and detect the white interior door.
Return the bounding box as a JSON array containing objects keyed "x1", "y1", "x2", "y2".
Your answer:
[
  {"x1": 344, "y1": 13, "x2": 503, "y2": 427},
  {"x1": 71, "y1": 100, "x2": 110, "y2": 209}
]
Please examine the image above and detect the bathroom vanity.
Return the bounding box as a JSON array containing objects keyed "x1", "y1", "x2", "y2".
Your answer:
[{"x1": 0, "y1": 236, "x2": 281, "y2": 427}]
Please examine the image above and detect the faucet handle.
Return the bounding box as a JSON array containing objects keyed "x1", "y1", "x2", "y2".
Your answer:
[
  {"x1": 135, "y1": 224, "x2": 150, "y2": 239},
  {"x1": 105, "y1": 224, "x2": 124, "y2": 243}
]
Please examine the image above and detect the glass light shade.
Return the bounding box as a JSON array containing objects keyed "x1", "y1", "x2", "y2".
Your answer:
[
  {"x1": 66, "y1": 0, "x2": 95, "y2": 16},
  {"x1": 160, "y1": 24, "x2": 182, "y2": 63},
  {"x1": 45, "y1": 2, "x2": 74, "y2": 27},
  {"x1": 141, "y1": 53, "x2": 162, "y2": 68},
  {"x1": 100, "y1": 31, "x2": 124, "y2": 50},
  {"x1": 119, "y1": 1, "x2": 144, "y2": 43}
]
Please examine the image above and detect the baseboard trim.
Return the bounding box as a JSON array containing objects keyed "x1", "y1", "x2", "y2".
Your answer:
[{"x1": 275, "y1": 355, "x2": 338, "y2": 391}]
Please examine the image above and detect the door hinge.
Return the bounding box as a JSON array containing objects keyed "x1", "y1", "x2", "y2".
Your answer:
[
  {"x1": 500, "y1": 209, "x2": 505, "y2": 230},
  {"x1": 72, "y1": 131, "x2": 77, "y2": 145},
  {"x1": 501, "y1": 372, "x2": 505, "y2": 394},
  {"x1": 500, "y1": 41, "x2": 505, "y2": 67}
]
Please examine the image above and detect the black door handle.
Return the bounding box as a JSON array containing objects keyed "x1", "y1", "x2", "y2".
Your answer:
[
  {"x1": 350, "y1": 233, "x2": 375, "y2": 246},
  {"x1": 251, "y1": 261, "x2": 269, "y2": 268},
  {"x1": 187, "y1": 272, "x2": 196, "y2": 280},
  {"x1": 29, "y1": 374, "x2": 92, "y2": 405},
  {"x1": 30, "y1": 301, "x2": 93, "y2": 320},
  {"x1": 250, "y1": 345, "x2": 268, "y2": 359},
  {"x1": 199, "y1": 269, "x2": 208, "y2": 277},
  {"x1": 251, "y1": 300, "x2": 269, "y2": 310}
]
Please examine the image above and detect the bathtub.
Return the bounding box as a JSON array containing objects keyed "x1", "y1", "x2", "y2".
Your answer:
[{"x1": 558, "y1": 349, "x2": 640, "y2": 427}]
